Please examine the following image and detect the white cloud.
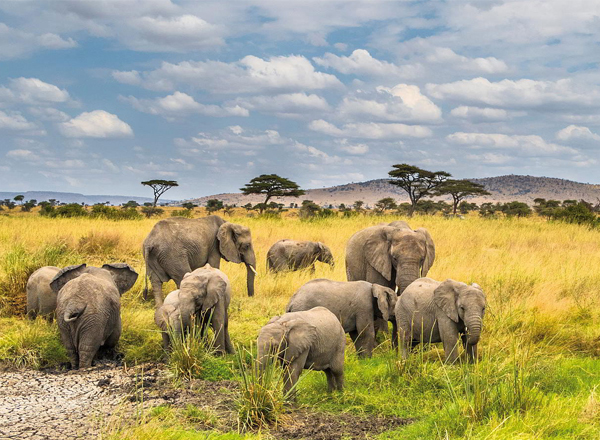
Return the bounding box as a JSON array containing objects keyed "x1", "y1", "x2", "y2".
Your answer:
[
  {"x1": 313, "y1": 49, "x2": 421, "y2": 78},
  {"x1": 6, "y1": 149, "x2": 40, "y2": 160},
  {"x1": 339, "y1": 84, "x2": 442, "y2": 123},
  {"x1": 447, "y1": 132, "x2": 578, "y2": 156},
  {"x1": 38, "y1": 33, "x2": 78, "y2": 50},
  {"x1": 126, "y1": 14, "x2": 225, "y2": 52},
  {"x1": 113, "y1": 55, "x2": 342, "y2": 93},
  {"x1": 59, "y1": 110, "x2": 134, "y2": 138},
  {"x1": 425, "y1": 47, "x2": 508, "y2": 74},
  {"x1": 45, "y1": 159, "x2": 86, "y2": 169},
  {"x1": 122, "y1": 92, "x2": 249, "y2": 119},
  {"x1": 556, "y1": 125, "x2": 600, "y2": 142},
  {"x1": 0, "y1": 110, "x2": 38, "y2": 131},
  {"x1": 28, "y1": 107, "x2": 70, "y2": 122},
  {"x1": 335, "y1": 139, "x2": 369, "y2": 155},
  {"x1": 232, "y1": 93, "x2": 330, "y2": 118},
  {"x1": 0, "y1": 77, "x2": 70, "y2": 106},
  {"x1": 426, "y1": 78, "x2": 600, "y2": 109},
  {"x1": 309, "y1": 119, "x2": 432, "y2": 139},
  {"x1": 450, "y1": 106, "x2": 509, "y2": 122},
  {"x1": 0, "y1": 23, "x2": 77, "y2": 60}
]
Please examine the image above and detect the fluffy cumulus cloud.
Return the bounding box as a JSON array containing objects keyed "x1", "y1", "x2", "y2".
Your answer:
[
  {"x1": 0, "y1": 23, "x2": 77, "y2": 60},
  {"x1": 59, "y1": 110, "x2": 134, "y2": 138},
  {"x1": 424, "y1": 47, "x2": 508, "y2": 74},
  {"x1": 121, "y1": 92, "x2": 249, "y2": 119},
  {"x1": 309, "y1": 119, "x2": 432, "y2": 139},
  {"x1": 112, "y1": 55, "x2": 342, "y2": 93},
  {"x1": 231, "y1": 93, "x2": 330, "y2": 118},
  {"x1": 335, "y1": 139, "x2": 369, "y2": 155},
  {"x1": 313, "y1": 49, "x2": 420, "y2": 78},
  {"x1": 0, "y1": 110, "x2": 38, "y2": 131},
  {"x1": 0, "y1": 77, "x2": 70, "y2": 106},
  {"x1": 450, "y1": 106, "x2": 510, "y2": 122},
  {"x1": 338, "y1": 84, "x2": 442, "y2": 123},
  {"x1": 446, "y1": 132, "x2": 578, "y2": 157},
  {"x1": 556, "y1": 125, "x2": 600, "y2": 143},
  {"x1": 426, "y1": 78, "x2": 600, "y2": 110}
]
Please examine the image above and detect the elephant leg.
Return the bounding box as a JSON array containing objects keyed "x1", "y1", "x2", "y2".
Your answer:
[
  {"x1": 398, "y1": 324, "x2": 411, "y2": 359},
  {"x1": 223, "y1": 313, "x2": 235, "y2": 354},
  {"x1": 283, "y1": 352, "x2": 309, "y2": 402},
  {"x1": 60, "y1": 330, "x2": 78, "y2": 369},
  {"x1": 349, "y1": 330, "x2": 358, "y2": 344},
  {"x1": 331, "y1": 351, "x2": 345, "y2": 391},
  {"x1": 440, "y1": 327, "x2": 460, "y2": 363},
  {"x1": 355, "y1": 320, "x2": 375, "y2": 358},
  {"x1": 161, "y1": 332, "x2": 171, "y2": 351},
  {"x1": 391, "y1": 319, "x2": 399, "y2": 349},
  {"x1": 78, "y1": 343, "x2": 99, "y2": 369},
  {"x1": 210, "y1": 309, "x2": 226, "y2": 355},
  {"x1": 208, "y1": 250, "x2": 221, "y2": 269},
  {"x1": 149, "y1": 272, "x2": 164, "y2": 306}
]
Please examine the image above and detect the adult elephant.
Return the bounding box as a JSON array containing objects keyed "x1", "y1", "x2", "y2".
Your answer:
[{"x1": 143, "y1": 215, "x2": 257, "y2": 305}]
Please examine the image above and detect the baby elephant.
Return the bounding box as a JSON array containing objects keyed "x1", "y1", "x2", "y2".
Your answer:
[
  {"x1": 258, "y1": 307, "x2": 345, "y2": 400},
  {"x1": 27, "y1": 266, "x2": 61, "y2": 319},
  {"x1": 51, "y1": 263, "x2": 138, "y2": 369},
  {"x1": 155, "y1": 264, "x2": 234, "y2": 354},
  {"x1": 286, "y1": 279, "x2": 396, "y2": 358},
  {"x1": 267, "y1": 239, "x2": 334, "y2": 272},
  {"x1": 395, "y1": 278, "x2": 486, "y2": 363}
]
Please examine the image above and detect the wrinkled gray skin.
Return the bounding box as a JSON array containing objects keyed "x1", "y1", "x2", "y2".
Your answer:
[
  {"x1": 286, "y1": 279, "x2": 396, "y2": 358},
  {"x1": 395, "y1": 278, "x2": 486, "y2": 363},
  {"x1": 258, "y1": 307, "x2": 345, "y2": 401},
  {"x1": 345, "y1": 221, "x2": 435, "y2": 344},
  {"x1": 26, "y1": 266, "x2": 61, "y2": 319},
  {"x1": 267, "y1": 240, "x2": 334, "y2": 273},
  {"x1": 51, "y1": 263, "x2": 138, "y2": 369},
  {"x1": 143, "y1": 215, "x2": 257, "y2": 306},
  {"x1": 156, "y1": 264, "x2": 234, "y2": 354}
]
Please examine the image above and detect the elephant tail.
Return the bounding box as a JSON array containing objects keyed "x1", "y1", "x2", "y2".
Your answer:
[{"x1": 63, "y1": 303, "x2": 87, "y2": 322}]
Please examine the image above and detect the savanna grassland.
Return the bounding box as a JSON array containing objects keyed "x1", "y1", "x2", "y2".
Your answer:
[{"x1": 2, "y1": 210, "x2": 600, "y2": 439}]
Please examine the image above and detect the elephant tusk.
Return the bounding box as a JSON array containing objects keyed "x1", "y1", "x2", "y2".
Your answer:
[
  {"x1": 395, "y1": 285, "x2": 399, "y2": 294},
  {"x1": 249, "y1": 265, "x2": 258, "y2": 275}
]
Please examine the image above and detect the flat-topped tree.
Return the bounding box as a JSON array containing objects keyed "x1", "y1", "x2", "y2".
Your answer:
[
  {"x1": 240, "y1": 174, "x2": 305, "y2": 213},
  {"x1": 388, "y1": 164, "x2": 451, "y2": 216},
  {"x1": 433, "y1": 179, "x2": 490, "y2": 216},
  {"x1": 141, "y1": 180, "x2": 178, "y2": 207}
]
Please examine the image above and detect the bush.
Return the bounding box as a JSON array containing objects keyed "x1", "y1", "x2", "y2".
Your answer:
[
  {"x1": 89, "y1": 204, "x2": 142, "y2": 220},
  {"x1": 141, "y1": 206, "x2": 164, "y2": 218},
  {"x1": 170, "y1": 209, "x2": 194, "y2": 218},
  {"x1": 40, "y1": 203, "x2": 88, "y2": 218},
  {"x1": 552, "y1": 202, "x2": 598, "y2": 227}
]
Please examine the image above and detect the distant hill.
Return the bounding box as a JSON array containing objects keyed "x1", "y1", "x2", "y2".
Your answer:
[
  {"x1": 0, "y1": 191, "x2": 164, "y2": 206},
  {"x1": 182, "y1": 175, "x2": 600, "y2": 208}
]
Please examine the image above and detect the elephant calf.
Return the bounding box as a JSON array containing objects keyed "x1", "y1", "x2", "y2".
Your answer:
[
  {"x1": 395, "y1": 278, "x2": 486, "y2": 363},
  {"x1": 286, "y1": 279, "x2": 396, "y2": 358},
  {"x1": 267, "y1": 239, "x2": 334, "y2": 272},
  {"x1": 26, "y1": 266, "x2": 61, "y2": 319},
  {"x1": 157, "y1": 264, "x2": 235, "y2": 354},
  {"x1": 51, "y1": 263, "x2": 138, "y2": 369},
  {"x1": 258, "y1": 307, "x2": 345, "y2": 400}
]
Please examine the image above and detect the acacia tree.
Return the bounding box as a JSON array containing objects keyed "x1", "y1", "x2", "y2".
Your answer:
[
  {"x1": 206, "y1": 199, "x2": 224, "y2": 213},
  {"x1": 14, "y1": 195, "x2": 24, "y2": 205},
  {"x1": 388, "y1": 164, "x2": 451, "y2": 216},
  {"x1": 240, "y1": 174, "x2": 305, "y2": 213},
  {"x1": 374, "y1": 197, "x2": 398, "y2": 214},
  {"x1": 434, "y1": 179, "x2": 490, "y2": 215},
  {"x1": 141, "y1": 180, "x2": 179, "y2": 207}
]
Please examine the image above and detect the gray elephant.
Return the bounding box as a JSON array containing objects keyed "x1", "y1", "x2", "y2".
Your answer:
[
  {"x1": 286, "y1": 279, "x2": 396, "y2": 358},
  {"x1": 51, "y1": 263, "x2": 138, "y2": 369},
  {"x1": 395, "y1": 278, "x2": 486, "y2": 363},
  {"x1": 267, "y1": 240, "x2": 334, "y2": 272},
  {"x1": 143, "y1": 215, "x2": 257, "y2": 306},
  {"x1": 26, "y1": 266, "x2": 61, "y2": 319},
  {"x1": 258, "y1": 307, "x2": 345, "y2": 400},
  {"x1": 155, "y1": 264, "x2": 234, "y2": 354}
]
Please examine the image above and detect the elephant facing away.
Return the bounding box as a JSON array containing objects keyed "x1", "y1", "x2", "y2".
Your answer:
[
  {"x1": 286, "y1": 279, "x2": 396, "y2": 358},
  {"x1": 257, "y1": 307, "x2": 345, "y2": 401},
  {"x1": 157, "y1": 264, "x2": 235, "y2": 354},
  {"x1": 51, "y1": 263, "x2": 138, "y2": 369},
  {"x1": 27, "y1": 266, "x2": 61, "y2": 319},
  {"x1": 395, "y1": 278, "x2": 486, "y2": 363},
  {"x1": 267, "y1": 240, "x2": 334, "y2": 272},
  {"x1": 143, "y1": 215, "x2": 257, "y2": 306}
]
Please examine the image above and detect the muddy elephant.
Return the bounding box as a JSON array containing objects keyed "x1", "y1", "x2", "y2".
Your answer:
[
  {"x1": 395, "y1": 278, "x2": 486, "y2": 362},
  {"x1": 51, "y1": 263, "x2": 138, "y2": 369},
  {"x1": 155, "y1": 264, "x2": 234, "y2": 354},
  {"x1": 267, "y1": 240, "x2": 334, "y2": 272},
  {"x1": 26, "y1": 266, "x2": 61, "y2": 319},
  {"x1": 286, "y1": 279, "x2": 396, "y2": 358},
  {"x1": 257, "y1": 307, "x2": 345, "y2": 401},
  {"x1": 143, "y1": 215, "x2": 257, "y2": 306}
]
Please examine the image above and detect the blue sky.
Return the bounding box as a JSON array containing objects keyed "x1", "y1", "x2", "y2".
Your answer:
[{"x1": 1, "y1": 0, "x2": 600, "y2": 200}]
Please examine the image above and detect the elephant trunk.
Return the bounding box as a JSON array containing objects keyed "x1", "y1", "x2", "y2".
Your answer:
[
  {"x1": 395, "y1": 262, "x2": 421, "y2": 294},
  {"x1": 464, "y1": 314, "x2": 482, "y2": 345},
  {"x1": 244, "y1": 249, "x2": 257, "y2": 297}
]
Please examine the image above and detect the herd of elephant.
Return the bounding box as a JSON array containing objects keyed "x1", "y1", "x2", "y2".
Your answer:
[{"x1": 25, "y1": 215, "x2": 486, "y2": 398}]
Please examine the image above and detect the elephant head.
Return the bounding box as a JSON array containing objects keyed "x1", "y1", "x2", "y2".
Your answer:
[
  {"x1": 258, "y1": 317, "x2": 317, "y2": 370},
  {"x1": 371, "y1": 284, "x2": 397, "y2": 321},
  {"x1": 50, "y1": 263, "x2": 138, "y2": 296},
  {"x1": 316, "y1": 243, "x2": 335, "y2": 267},
  {"x1": 364, "y1": 226, "x2": 435, "y2": 294},
  {"x1": 178, "y1": 269, "x2": 228, "y2": 329},
  {"x1": 433, "y1": 280, "x2": 486, "y2": 345},
  {"x1": 217, "y1": 222, "x2": 256, "y2": 297}
]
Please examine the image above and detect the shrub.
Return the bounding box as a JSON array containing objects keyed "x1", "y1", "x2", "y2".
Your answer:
[
  {"x1": 552, "y1": 202, "x2": 598, "y2": 227},
  {"x1": 89, "y1": 204, "x2": 142, "y2": 220},
  {"x1": 51, "y1": 203, "x2": 88, "y2": 218},
  {"x1": 170, "y1": 209, "x2": 194, "y2": 218},
  {"x1": 141, "y1": 206, "x2": 164, "y2": 218}
]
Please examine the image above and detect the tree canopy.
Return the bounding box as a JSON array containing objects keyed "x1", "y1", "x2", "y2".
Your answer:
[
  {"x1": 141, "y1": 180, "x2": 178, "y2": 207},
  {"x1": 434, "y1": 179, "x2": 490, "y2": 215},
  {"x1": 388, "y1": 164, "x2": 451, "y2": 216},
  {"x1": 240, "y1": 174, "x2": 305, "y2": 213}
]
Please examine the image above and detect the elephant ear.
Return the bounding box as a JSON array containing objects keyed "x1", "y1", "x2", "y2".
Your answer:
[
  {"x1": 202, "y1": 275, "x2": 227, "y2": 312},
  {"x1": 388, "y1": 220, "x2": 410, "y2": 230},
  {"x1": 217, "y1": 223, "x2": 242, "y2": 263},
  {"x1": 371, "y1": 284, "x2": 394, "y2": 321},
  {"x1": 50, "y1": 264, "x2": 87, "y2": 294},
  {"x1": 415, "y1": 228, "x2": 435, "y2": 276},
  {"x1": 102, "y1": 263, "x2": 139, "y2": 295},
  {"x1": 433, "y1": 280, "x2": 459, "y2": 323},
  {"x1": 283, "y1": 319, "x2": 317, "y2": 362},
  {"x1": 364, "y1": 227, "x2": 392, "y2": 281}
]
